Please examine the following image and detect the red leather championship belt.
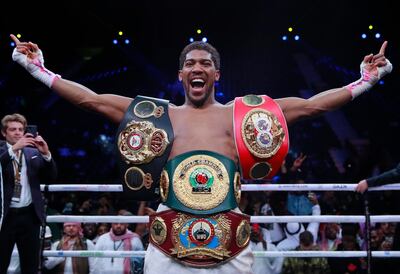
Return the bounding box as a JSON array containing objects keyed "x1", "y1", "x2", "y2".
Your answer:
[
  {"x1": 149, "y1": 209, "x2": 251, "y2": 267},
  {"x1": 234, "y1": 95, "x2": 289, "y2": 180}
]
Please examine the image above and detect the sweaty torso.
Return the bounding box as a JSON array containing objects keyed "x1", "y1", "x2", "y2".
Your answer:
[{"x1": 168, "y1": 103, "x2": 237, "y2": 162}]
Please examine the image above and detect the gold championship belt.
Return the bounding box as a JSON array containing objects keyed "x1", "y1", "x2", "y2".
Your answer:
[
  {"x1": 162, "y1": 150, "x2": 240, "y2": 215},
  {"x1": 116, "y1": 96, "x2": 174, "y2": 200},
  {"x1": 118, "y1": 120, "x2": 169, "y2": 165},
  {"x1": 149, "y1": 209, "x2": 251, "y2": 267}
]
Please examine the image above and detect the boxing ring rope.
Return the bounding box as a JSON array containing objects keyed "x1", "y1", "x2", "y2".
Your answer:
[
  {"x1": 40, "y1": 183, "x2": 400, "y2": 192},
  {"x1": 46, "y1": 214, "x2": 400, "y2": 224},
  {"x1": 38, "y1": 183, "x2": 400, "y2": 260},
  {"x1": 13, "y1": 250, "x2": 398, "y2": 258}
]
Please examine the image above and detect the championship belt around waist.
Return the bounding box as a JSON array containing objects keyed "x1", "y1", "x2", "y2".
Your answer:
[
  {"x1": 161, "y1": 150, "x2": 241, "y2": 215},
  {"x1": 149, "y1": 209, "x2": 251, "y2": 267},
  {"x1": 234, "y1": 95, "x2": 289, "y2": 180},
  {"x1": 116, "y1": 95, "x2": 174, "y2": 200}
]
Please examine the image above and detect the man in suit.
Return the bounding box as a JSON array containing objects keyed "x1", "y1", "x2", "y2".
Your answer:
[
  {"x1": 0, "y1": 113, "x2": 57, "y2": 274},
  {"x1": 355, "y1": 163, "x2": 400, "y2": 193}
]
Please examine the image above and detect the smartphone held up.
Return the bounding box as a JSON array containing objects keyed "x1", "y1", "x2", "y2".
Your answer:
[{"x1": 25, "y1": 125, "x2": 38, "y2": 137}]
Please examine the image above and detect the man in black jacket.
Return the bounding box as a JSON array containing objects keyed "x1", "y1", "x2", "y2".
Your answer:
[
  {"x1": 355, "y1": 163, "x2": 400, "y2": 193},
  {"x1": 0, "y1": 113, "x2": 57, "y2": 274}
]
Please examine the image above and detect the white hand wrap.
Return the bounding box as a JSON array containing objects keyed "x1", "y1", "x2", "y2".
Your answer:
[
  {"x1": 346, "y1": 59, "x2": 393, "y2": 100},
  {"x1": 12, "y1": 48, "x2": 60, "y2": 88}
]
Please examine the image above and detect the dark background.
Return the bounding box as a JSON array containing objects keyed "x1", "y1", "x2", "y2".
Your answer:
[{"x1": 0, "y1": 0, "x2": 398, "y2": 184}]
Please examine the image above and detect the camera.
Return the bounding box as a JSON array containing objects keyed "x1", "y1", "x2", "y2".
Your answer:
[{"x1": 25, "y1": 125, "x2": 38, "y2": 137}]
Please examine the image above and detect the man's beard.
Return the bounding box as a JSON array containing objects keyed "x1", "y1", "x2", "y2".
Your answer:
[
  {"x1": 186, "y1": 88, "x2": 212, "y2": 108},
  {"x1": 113, "y1": 228, "x2": 126, "y2": 236}
]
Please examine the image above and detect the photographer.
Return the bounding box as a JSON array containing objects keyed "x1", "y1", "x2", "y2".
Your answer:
[{"x1": 0, "y1": 113, "x2": 57, "y2": 274}]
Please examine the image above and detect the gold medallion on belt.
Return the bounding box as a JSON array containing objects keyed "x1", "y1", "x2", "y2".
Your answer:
[
  {"x1": 171, "y1": 213, "x2": 232, "y2": 260},
  {"x1": 172, "y1": 155, "x2": 230, "y2": 211},
  {"x1": 241, "y1": 108, "x2": 285, "y2": 158},
  {"x1": 118, "y1": 120, "x2": 169, "y2": 164}
]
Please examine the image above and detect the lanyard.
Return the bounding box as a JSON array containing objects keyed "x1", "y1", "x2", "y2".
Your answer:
[
  {"x1": 11, "y1": 150, "x2": 23, "y2": 202},
  {"x1": 12, "y1": 151, "x2": 23, "y2": 184},
  {"x1": 111, "y1": 240, "x2": 124, "y2": 263}
]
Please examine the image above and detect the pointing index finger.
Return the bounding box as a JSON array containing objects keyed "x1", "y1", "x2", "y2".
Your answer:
[
  {"x1": 10, "y1": 34, "x2": 20, "y2": 44},
  {"x1": 379, "y1": 41, "x2": 388, "y2": 55}
]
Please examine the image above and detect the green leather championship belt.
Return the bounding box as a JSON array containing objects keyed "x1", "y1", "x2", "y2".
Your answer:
[
  {"x1": 160, "y1": 150, "x2": 241, "y2": 215},
  {"x1": 116, "y1": 96, "x2": 174, "y2": 200}
]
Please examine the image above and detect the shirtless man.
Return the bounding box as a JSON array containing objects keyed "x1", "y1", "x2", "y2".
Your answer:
[{"x1": 10, "y1": 34, "x2": 392, "y2": 274}]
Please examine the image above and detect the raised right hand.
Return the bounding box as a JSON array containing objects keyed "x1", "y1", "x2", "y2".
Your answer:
[
  {"x1": 10, "y1": 34, "x2": 58, "y2": 87},
  {"x1": 11, "y1": 34, "x2": 44, "y2": 71}
]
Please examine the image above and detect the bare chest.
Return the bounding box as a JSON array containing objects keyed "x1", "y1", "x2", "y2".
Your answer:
[{"x1": 168, "y1": 106, "x2": 236, "y2": 160}]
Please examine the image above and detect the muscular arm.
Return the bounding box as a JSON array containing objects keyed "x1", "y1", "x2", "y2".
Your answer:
[
  {"x1": 277, "y1": 41, "x2": 392, "y2": 125},
  {"x1": 10, "y1": 34, "x2": 132, "y2": 124},
  {"x1": 52, "y1": 79, "x2": 132, "y2": 123},
  {"x1": 276, "y1": 87, "x2": 351, "y2": 125}
]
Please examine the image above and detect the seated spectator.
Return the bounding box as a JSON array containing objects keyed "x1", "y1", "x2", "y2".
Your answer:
[
  {"x1": 282, "y1": 230, "x2": 331, "y2": 274},
  {"x1": 329, "y1": 233, "x2": 365, "y2": 274},
  {"x1": 83, "y1": 223, "x2": 97, "y2": 242},
  {"x1": 93, "y1": 223, "x2": 110, "y2": 245},
  {"x1": 93, "y1": 215, "x2": 144, "y2": 274},
  {"x1": 318, "y1": 223, "x2": 342, "y2": 251},
  {"x1": 250, "y1": 224, "x2": 283, "y2": 274},
  {"x1": 45, "y1": 222, "x2": 95, "y2": 274}
]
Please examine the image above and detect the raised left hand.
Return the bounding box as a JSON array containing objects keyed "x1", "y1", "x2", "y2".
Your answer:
[{"x1": 34, "y1": 135, "x2": 50, "y2": 156}]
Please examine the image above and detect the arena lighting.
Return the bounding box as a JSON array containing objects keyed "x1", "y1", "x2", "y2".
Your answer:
[
  {"x1": 375, "y1": 33, "x2": 381, "y2": 39},
  {"x1": 16, "y1": 33, "x2": 22, "y2": 39},
  {"x1": 10, "y1": 42, "x2": 15, "y2": 47},
  {"x1": 112, "y1": 39, "x2": 118, "y2": 45},
  {"x1": 202, "y1": 37, "x2": 208, "y2": 42},
  {"x1": 369, "y1": 25, "x2": 373, "y2": 30},
  {"x1": 379, "y1": 80, "x2": 384, "y2": 85},
  {"x1": 197, "y1": 29, "x2": 202, "y2": 34},
  {"x1": 189, "y1": 37, "x2": 194, "y2": 43},
  {"x1": 361, "y1": 33, "x2": 367, "y2": 39},
  {"x1": 118, "y1": 31, "x2": 123, "y2": 36},
  {"x1": 124, "y1": 39, "x2": 130, "y2": 44},
  {"x1": 282, "y1": 26, "x2": 300, "y2": 42}
]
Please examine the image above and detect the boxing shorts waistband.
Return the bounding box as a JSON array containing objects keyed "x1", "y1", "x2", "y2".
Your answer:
[
  {"x1": 149, "y1": 209, "x2": 251, "y2": 267},
  {"x1": 160, "y1": 150, "x2": 241, "y2": 215}
]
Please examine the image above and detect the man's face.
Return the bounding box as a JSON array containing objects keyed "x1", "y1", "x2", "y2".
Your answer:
[
  {"x1": 64, "y1": 224, "x2": 81, "y2": 238},
  {"x1": 112, "y1": 223, "x2": 128, "y2": 236},
  {"x1": 2, "y1": 121, "x2": 24, "y2": 145},
  {"x1": 97, "y1": 224, "x2": 109, "y2": 235},
  {"x1": 179, "y1": 49, "x2": 220, "y2": 107},
  {"x1": 325, "y1": 224, "x2": 339, "y2": 240},
  {"x1": 83, "y1": 223, "x2": 97, "y2": 239},
  {"x1": 370, "y1": 229, "x2": 383, "y2": 249}
]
